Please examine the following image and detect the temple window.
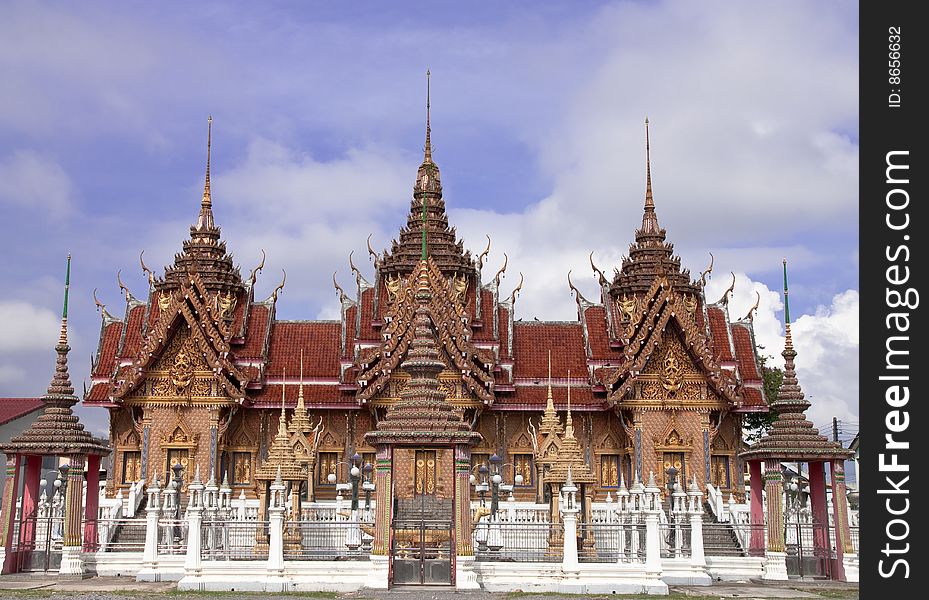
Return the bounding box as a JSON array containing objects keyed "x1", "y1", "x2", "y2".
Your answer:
[
  {"x1": 231, "y1": 451, "x2": 252, "y2": 486},
  {"x1": 711, "y1": 455, "x2": 731, "y2": 488},
  {"x1": 512, "y1": 453, "x2": 534, "y2": 486},
  {"x1": 166, "y1": 448, "x2": 189, "y2": 484},
  {"x1": 317, "y1": 452, "x2": 339, "y2": 485},
  {"x1": 414, "y1": 450, "x2": 437, "y2": 495},
  {"x1": 122, "y1": 451, "x2": 141, "y2": 484},
  {"x1": 599, "y1": 454, "x2": 620, "y2": 488}
]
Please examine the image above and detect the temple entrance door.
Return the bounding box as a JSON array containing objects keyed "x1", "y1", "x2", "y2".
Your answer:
[{"x1": 390, "y1": 448, "x2": 453, "y2": 586}]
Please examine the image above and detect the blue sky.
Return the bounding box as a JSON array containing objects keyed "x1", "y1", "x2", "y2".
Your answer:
[{"x1": 0, "y1": 0, "x2": 859, "y2": 439}]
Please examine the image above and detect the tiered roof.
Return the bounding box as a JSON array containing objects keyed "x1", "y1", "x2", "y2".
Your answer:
[
  {"x1": 366, "y1": 262, "x2": 482, "y2": 447},
  {"x1": 85, "y1": 112, "x2": 768, "y2": 423},
  {"x1": 741, "y1": 262, "x2": 851, "y2": 462},
  {"x1": 4, "y1": 257, "x2": 109, "y2": 457}
]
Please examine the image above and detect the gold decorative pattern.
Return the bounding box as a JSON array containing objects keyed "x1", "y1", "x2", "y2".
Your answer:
[{"x1": 618, "y1": 294, "x2": 638, "y2": 322}]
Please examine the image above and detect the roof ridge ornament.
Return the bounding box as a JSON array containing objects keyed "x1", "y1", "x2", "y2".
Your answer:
[{"x1": 195, "y1": 115, "x2": 215, "y2": 232}]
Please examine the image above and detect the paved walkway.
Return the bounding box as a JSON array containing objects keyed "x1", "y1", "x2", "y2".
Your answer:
[{"x1": 0, "y1": 576, "x2": 860, "y2": 599}]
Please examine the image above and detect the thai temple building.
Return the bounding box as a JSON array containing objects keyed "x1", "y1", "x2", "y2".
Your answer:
[{"x1": 0, "y1": 79, "x2": 857, "y2": 591}]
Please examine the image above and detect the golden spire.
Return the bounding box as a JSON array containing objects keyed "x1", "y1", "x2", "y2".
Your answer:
[
  {"x1": 637, "y1": 116, "x2": 661, "y2": 238},
  {"x1": 278, "y1": 367, "x2": 287, "y2": 436},
  {"x1": 564, "y1": 368, "x2": 575, "y2": 440},
  {"x1": 196, "y1": 115, "x2": 216, "y2": 231},
  {"x1": 424, "y1": 69, "x2": 432, "y2": 164},
  {"x1": 645, "y1": 116, "x2": 653, "y2": 210}
]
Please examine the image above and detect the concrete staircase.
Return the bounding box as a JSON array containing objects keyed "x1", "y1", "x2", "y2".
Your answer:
[{"x1": 701, "y1": 503, "x2": 745, "y2": 556}]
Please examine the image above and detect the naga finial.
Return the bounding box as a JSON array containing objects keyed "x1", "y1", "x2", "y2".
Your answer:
[
  {"x1": 333, "y1": 272, "x2": 347, "y2": 302},
  {"x1": 493, "y1": 253, "x2": 508, "y2": 287},
  {"x1": 478, "y1": 235, "x2": 491, "y2": 269},
  {"x1": 567, "y1": 270, "x2": 588, "y2": 304},
  {"x1": 366, "y1": 234, "x2": 379, "y2": 263},
  {"x1": 699, "y1": 252, "x2": 714, "y2": 288},
  {"x1": 248, "y1": 249, "x2": 266, "y2": 286},
  {"x1": 116, "y1": 269, "x2": 131, "y2": 302},
  {"x1": 139, "y1": 251, "x2": 155, "y2": 288},
  {"x1": 716, "y1": 272, "x2": 736, "y2": 305},
  {"x1": 271, "y1": 270, "x2": 286, "y2": 303},
  {"x1": 743, "y1": 290, "x2": 761, "y2": 321},
  {"x1": 92, "y1": 288, "x2": 107, "y2": 315},
  {"x1": 509, "y1": 272, "x2": 524, "y2": 304},
  {"x1": 589, "y1": 251, "x2": 608, "y2": 286}
]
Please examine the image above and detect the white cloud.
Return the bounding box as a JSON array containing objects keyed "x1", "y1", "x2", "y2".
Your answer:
[
  {"x1": 705, "y1": 274, "x2": 859, "y2": 426},
  {"x1": 0, "y1": 301, "x2": 62, "y2": 352},
  {"x1": 0, "y1": 150, "x2": 73, "y2": 216}
]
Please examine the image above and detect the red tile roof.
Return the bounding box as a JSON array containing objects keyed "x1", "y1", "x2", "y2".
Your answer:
[
  {"x1": 358, "y1": 288, "x2": 377, "y2": 340},
  {"x1": 235, "y1": 304, "x2": 271, "y2": 358},
  {"x1": 249, "y1": 383, "x2": 355, "y2": 408},
  {"x1": 0, "y1": 398, "x2": 44, "y2": 427},
  {"x1": 120, "y1": 304, "x2": 147, "y2": 359},
  {"x1": 512, "y1": 322, "x2": 588, "y2": 379},
  {"x1": 494, "y1": 384, "x2": 601, "y2": 409},
  {"x1": 740, "y1": 385, "x2": 766, "y2": 408},
  {"x1": 731, "y1": 323, "x2": 761, "y2": 382},
  {"x1": 93, "y1": 321, "x2": 124, "y2": 378},
  {"x1": 267, "y1": 322, "x2": 342, "y2": 378},
  {"x1": 706, "y1": 306, "x2": 734, "y2": 362}
]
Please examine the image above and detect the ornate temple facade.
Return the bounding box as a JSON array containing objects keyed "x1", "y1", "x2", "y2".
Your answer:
[{"x1": 84, "y1": 105, "x2": 768, "y2": 514}]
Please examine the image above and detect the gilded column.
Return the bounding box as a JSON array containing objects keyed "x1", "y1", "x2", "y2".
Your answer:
[
  {"x1": 372, "y1": 445, "x2": 393, "y2": 556},
  {"x1": 763, "y1": 458, "x2": 784, "y2": 552},
  {"x1": 64, "y1": 455, "x2": 87, "y2": 548},
  {"x1": 831, "y1": 459, "x2": 853, "y2": 553},
  {"x1": 454, "y1": 444, "x2": 473, "y2": 556},
  {"x1": 701, "y1": 412, "x2": 711, "y2": 484}
]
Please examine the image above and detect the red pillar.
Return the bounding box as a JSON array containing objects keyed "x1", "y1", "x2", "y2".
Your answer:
[
  {"x1": 808, "y1": 461, "x2": 829, "y2": 558},
  {"x1": 18, "y1": 455, "x2": 42, "y2": 565},
  {"x1": 1, "y1": 455, "x2": 23, "y2": 574},
  {"x1": 83, "y1": 455, "x2": 101, "y2": 552},
  {"x1": 748, "y1": 460, "x2": 765, "y2": 553}
]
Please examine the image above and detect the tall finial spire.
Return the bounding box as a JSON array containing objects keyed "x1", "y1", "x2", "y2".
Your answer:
[
  {"x1": 782, "y1": 257, "x2": 791, "y2": 326},
  {"x1": 564, "y1": 368, "x2": 574, "y2": 439},
  {"x1": 279, "y1": 367, "x2": 287, "y2": 432},
  {"x1": 196, "y1": 115, "x2": 216, "y2": 231},
  {"x1": 782, "y1": 258, "x2": 794, "y2": 355},
  {"x1": 636, "y1": 117, "x2": 661, "y2": 238},
  {"x1": 545, "y1": 349, "x2": 555, "y2": 414},
  {"x1": 60, "y1": 253, "x2": 71, "y2": 344},
  {"x1": 645, "y1": 116, "x2": 653, "y2": 210},
  {"x1": 424, "y1": 69, "x2": 432, "y2": 164},
  {"x1": 48, "y1": 254, "x2": 74, "y2": 397}
]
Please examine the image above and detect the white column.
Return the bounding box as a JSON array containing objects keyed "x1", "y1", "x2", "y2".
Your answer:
[
  {"x1": 137, "y1": 473, "x2": 162, "y2": 582},
  {"x1": 643, "y1": 472, "x2": 662, "y2": 577},
  {"x1": 267, "y1": 470, "x2": 286, "y2": 586},
  {"x1": 183, "y1": 469, "x2": 204, "y2": 577},
  {"x1": 559, "y1": 474, "x2": 581, "y2": 593}
]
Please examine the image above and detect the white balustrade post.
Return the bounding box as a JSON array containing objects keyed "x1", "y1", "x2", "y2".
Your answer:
[
  {"x1": 616, "y1": 475, "x2": 630, "y2": 561},
  {"x1": 643, "y1": 472, "x2": 662, "y2": 576},
  {"x1": 138, "y1": 472, "x2": 162, "y2": 582},
  {"x1": 183, "y1": 468, "x2": 204, "y2": 577},
  {"x1": 559, "y1": 471, "x2": 580, "y2": 592},
  {"x1": 688, "y1": 476, "x2": 710, "y2": 583},
  {"x1": 267, "y1": 468, "x2": 286, "y2": 581}
]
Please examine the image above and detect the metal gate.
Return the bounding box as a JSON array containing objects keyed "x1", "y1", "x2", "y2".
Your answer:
[
  {"x1": 390, "y1": 518, "x2": 453, "y2": 585},
  {"x1": 15, "y1": 511, "x2": 64, "y2": 573},
  {"x1": 785, "y1": 522, "x2": 834, "y2": 579}
]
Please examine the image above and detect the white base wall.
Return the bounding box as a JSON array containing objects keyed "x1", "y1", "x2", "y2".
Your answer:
[
  {"x1": 475, "y1": 561, "x2": 668, "y2": 595},
  {"x1": 660, "y1": 557, "x2": 712, "y2": 585},
  {"x1": 843, "y1": 555, "x2": 859, "y2": 583},
  {"x1": 84, "y1": 552, "x2": 143, "y2": 577},
  {"x1": 705, "y1": 556, "x2": 766, "y2": 581}
]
